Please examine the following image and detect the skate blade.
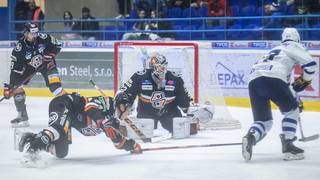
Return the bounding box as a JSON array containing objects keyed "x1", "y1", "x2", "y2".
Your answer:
[
  {"x1": 283, "y1": 153, "x2": 305, "y2": 161},
  {"x1": 14, "y1": 128, "x2": 22, "y2": 151},
  {"x1": 12, "y1": 121, "x2": 30, "y2": 128},
  {"x1": 242, "y1": 137, "x2": 251, "y2": 163}
]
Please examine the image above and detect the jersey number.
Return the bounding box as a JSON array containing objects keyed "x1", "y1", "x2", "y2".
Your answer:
[{"x1": 263, "y1": 49, "x2": 281, "y2": 62}]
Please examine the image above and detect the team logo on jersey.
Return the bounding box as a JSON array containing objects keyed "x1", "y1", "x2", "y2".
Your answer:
[
  {"x1": 49, "y1": 112, "x2": 59, "y2": 125},
  {"x1": 136, "y1": 70, "x2": 147, "y2": 75},
  {"x1": 171, "y1": 71, "x2": 181, "y2": 77},
  {"x1": 150, "y1": 91, "x2": 166, "y2": 109},
  {"x1": 30, "y1": 54, "x2": 43, "y2": 68},
  {"x1": 14, "y1": 43, "x2": 22, "y2": 52},
  {"x1": 77, "y1": 114, "x2": 83, "y2": 121},
  {"x1": 25, "y1": 51, "x2": 32, "y2": 60},
  {"x1": 38, "y1": 33, "x2": 47, "y2": 39}
]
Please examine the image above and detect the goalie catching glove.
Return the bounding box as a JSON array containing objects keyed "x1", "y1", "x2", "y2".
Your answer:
[
  {"x1": 3, "y1": 83, "x2": 14, "y2": 99},
  {"x1": 291, "y1": 74, "x2": 312, "y2": 93},
  {"x1": 187, "y1": 101, "x2": 215, "y2": 123}
]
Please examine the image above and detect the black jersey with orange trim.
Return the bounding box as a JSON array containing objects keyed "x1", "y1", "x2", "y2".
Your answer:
[
  {"x1": 120, "y1": 69, "x2": 192, "y2": 118},
  {"x1": 10, "y1": 33, "x2": 61, "y2": 85}
]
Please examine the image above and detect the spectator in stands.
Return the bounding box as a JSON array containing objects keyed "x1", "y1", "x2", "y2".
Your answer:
[
  {"x1": 206, "y1": 0, "x2": 234, "y2": 28},
  {"x1": 61, "y1": 11, "x2": 81, "y2": 40},
  {"x1": 27, "y1": 0, "x2": 45, "y2": 30},
  {"x1": 78, "y1": 7, "x2": 99, "y2": 40},
  {"x1": 115, "y1": 0, "x2": 132, "y2": 19},
  {"x1": 133, "y1": 0, "x2": 163, "y2": 18},
  {"x1": 190, "y1": 0, "x2": 210, "y2": 9},
  {"x1": 167, "y1": 0, "x2": 190, "y2": 11},
  {"x1": 122, "y1": 9, "x2": 150, "y2": 40},
  {"x1": 15, "y1": 0, "x2": 29, "y2": 40},
  {"x1": 146, "y1": 11, "x2": 176, "y2": 40},
  {"x1": 260, "y1": 3, "x2": 285, "y2": 40}
]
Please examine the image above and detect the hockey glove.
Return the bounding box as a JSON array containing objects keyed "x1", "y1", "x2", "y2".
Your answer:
[
  {"x1": 291, "y1": 74, "x2": 312, "y2": 93},
  {"x1": 126, "y1": 139, "x2": 142, "y2": 154},
  {"x1": 3, "y1": 83, "x2": 14, "y2": 99},
  {"x1": 43, "y1": 53, "x2": 56, "y2": 70},
  {"x1": 98, "y1": 118, "x2": 120, "y2": 139}
]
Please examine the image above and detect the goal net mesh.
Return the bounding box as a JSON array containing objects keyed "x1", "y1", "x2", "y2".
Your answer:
[{"x1": 115, "y1": 42, "x2": 241, "y2": 130}]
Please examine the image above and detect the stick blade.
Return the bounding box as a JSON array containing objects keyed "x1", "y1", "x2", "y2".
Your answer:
[{"x1": 299, "y1": 134, "x2": 319, "y2": 142}]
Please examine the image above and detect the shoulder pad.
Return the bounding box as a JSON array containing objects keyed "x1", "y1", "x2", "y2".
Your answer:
[
  {"x1": 14, "y1": 43, "x2": 22, "y2": 52},
  {"x1": 136, "y1": 69, "x2": 147, "y2": 75},
  {"x1": 171, "y1": 70, "x2": 181, "y2": 77},
  {"x1": 38, "y1": 33, "x2": 48, "y2": 39}
]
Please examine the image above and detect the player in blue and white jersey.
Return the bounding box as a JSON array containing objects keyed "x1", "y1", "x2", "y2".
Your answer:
[{"x1": 242, "y1": 28, "x2": 317, "y2": 162}]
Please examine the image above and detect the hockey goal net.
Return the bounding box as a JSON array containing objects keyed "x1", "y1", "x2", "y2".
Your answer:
[{"x1": 114, "y1": 42, "x2": 241, "y2": 130}]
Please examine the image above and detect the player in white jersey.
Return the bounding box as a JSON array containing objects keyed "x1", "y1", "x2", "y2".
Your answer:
[{"x1": 242, "y1": 28, "x2": 317, "y2": 162}]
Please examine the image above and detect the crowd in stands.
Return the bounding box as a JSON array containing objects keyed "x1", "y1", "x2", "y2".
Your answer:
[{"x1": 14, "y1": 0, "x2": 320, "y2": 41}]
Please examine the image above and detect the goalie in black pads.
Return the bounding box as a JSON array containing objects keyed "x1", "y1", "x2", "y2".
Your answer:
[
  {"x1": 14, "y1": 92, "x2": 141, "y2": 167},
  {"x1": 242, "y1": 28, "x2": 317, "y2": 162},
  {"x1": 3, "y1": 21, "x2": 66, "y2": 128},
  {"x1": 117, "y1": 53, "x2": 214, "y2": 138}
]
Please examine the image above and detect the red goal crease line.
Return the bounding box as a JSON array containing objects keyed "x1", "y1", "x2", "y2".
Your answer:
[{"x1": 114, "y1": 42, "x2": 200, "y2": 103}]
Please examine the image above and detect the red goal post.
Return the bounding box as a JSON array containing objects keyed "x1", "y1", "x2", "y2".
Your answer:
[{"x1": 114, "y1": 42, "x2": 241, "y2": 130}]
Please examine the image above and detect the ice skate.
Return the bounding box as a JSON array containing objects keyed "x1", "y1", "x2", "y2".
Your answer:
[
  {"x1": 280, "y1": 134, "x2": 305, "y2": 161},
  {"x1": 242, "y1": 130, "x2": 256, "y2": 163},
  {"x1": 21, "y1": 148, "x2": 46, "y2": 168},
  {"x1": 11, "y1": 110, "x2": 29, "y2": 128},
  {"x1": 14, "y1": 128, "x2": 36, "y2": 152}
]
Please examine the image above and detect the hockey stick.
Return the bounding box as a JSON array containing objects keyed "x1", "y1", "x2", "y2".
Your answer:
[
  {"x1": 141, "y1": 142, "x2": 242, "y2": 152},
  {"x1": 0, "y1": 64, "x2": 45, "y2": 103},
  {"x1": 296, "y1": 94, "x2": 319, "y2": 142},
  {"x1": 88, "y1": 79, "x2": 172, "y2": 143}
]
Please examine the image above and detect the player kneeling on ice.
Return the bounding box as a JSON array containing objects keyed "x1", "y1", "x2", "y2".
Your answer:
[
  {"x1": 117, "y1": 53, "x2": 214, "y2": 139},
  {"x1": 14, "y1": 92, "x2": 141, "y2": 167},
  {"x1": 242, "y1": 28, "x2": 317, "y2": 162}
]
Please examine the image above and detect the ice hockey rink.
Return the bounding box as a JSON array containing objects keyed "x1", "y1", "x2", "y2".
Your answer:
[{"x1": 0, "y1": 96, "x2": 319, "y2": 180}]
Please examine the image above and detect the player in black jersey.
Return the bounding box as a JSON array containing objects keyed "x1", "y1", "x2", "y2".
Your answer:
[
  {"x1": 14, "y1": 92, "x2": 141, "y2": 167},
  {"x1": 3, "y1": 22, "x2": 66, "y2": 128},
  {"x1": 118, "y1": 53, "x2": 193, "y2": 133}
]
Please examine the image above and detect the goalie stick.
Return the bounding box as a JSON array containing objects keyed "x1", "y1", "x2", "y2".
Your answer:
[
  {"x1": 296, "y1": 93, "x2": 319, "y2": 142},
  {"x1": 0, "y1": 63, "x2": 45, "y2": 103},
  {"x1": 88, "y1": 79, "x2": 172, "y2": 143},
  {"x1": 141, "y1": 142, "x2": 242, "y2": 152}
]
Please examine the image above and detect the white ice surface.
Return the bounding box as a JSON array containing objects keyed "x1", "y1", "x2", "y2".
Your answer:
[{"x1": 0, "y1": 97, "x2": 320, "y2": 180}]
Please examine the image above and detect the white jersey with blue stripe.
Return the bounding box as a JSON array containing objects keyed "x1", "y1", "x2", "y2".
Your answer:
[{"x1": 249, "y1": 41, "x2": 317, "y2": 84}]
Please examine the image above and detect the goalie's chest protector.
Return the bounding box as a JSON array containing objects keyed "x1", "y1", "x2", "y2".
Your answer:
[{"x1": 133, "y1": 70, "x2": 185, "y2": 115}]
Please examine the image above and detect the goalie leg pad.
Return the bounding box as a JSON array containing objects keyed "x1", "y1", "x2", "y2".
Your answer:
[
  {"x1": 173, "y1": 117, "x2": 191, "y2": 139},
  {"x1": 126, "y1": 118, "x2": 154, "y2": 140}
]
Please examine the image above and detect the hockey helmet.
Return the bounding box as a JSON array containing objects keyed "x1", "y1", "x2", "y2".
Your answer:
[
  {"x1": 149, "y1": 53, "x2": 168, "y2": 80},
  {"x1": 282, "y1": 28, "x2": 300, "y2": 43},
  {"x1": 115, "y1": 92, "x2": 133, "y2": 108}
]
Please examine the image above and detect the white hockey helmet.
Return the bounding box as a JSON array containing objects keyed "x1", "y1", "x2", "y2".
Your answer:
[
  {"x1": 282, "y1": 28, "x2": 300, "y2": 43},
  {"x1": 149, "y1": 53, "x2": 168, "y2": 80}
]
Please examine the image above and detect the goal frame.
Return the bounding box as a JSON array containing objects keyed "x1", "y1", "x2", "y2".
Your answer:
[{"x1": 114, "y1": 42, "x2": 200, "y2": 103}]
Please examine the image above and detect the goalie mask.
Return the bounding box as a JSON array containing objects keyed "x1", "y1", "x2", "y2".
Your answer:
[
  {"x1": 282, "y1": 28, "x2": 300, "y2": 43},
  {"x1": 149, "y1": 53, "x2": 168, "y2": 81}
]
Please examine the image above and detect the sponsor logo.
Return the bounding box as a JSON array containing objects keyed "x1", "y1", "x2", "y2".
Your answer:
[
  {"x1": 82, "y1": 41, "x2": 98, "y2": 47},
  {"x1": 165, "y1": 86, "x2": 175, "y2": 91},
  {"x1": 64, "y1": 41, "x2": 81, "y2": 47},
  {"x1": 0, "y1": 42, "x2": 10, "y2": 47},
  {"x1": 142, "y1": 80, "x2": 152, "y2": 85},
  {"x1": 248, "y1": 42, "x2": 267, "y2": 48},
  {"x1": 212, "y1": 42, "x2": 229, "y2": 48},
  {"x1": 308, "y1": 42, "x2": 320, "y2": 48},
  {"x1": 301, "y1": 42, "x2": 307, "y2": 47},
  {"x1": 142, "y1": 85, "x2": 153, "y2": 90},
  {"x1": 10, "y1": 42, "x2": 17, "y2": 47},
  {"x1": 230, "y1": 41, "x2": 247, "y2": 48},
  {"x1": 166, "y1": 80, "x2": 176, "y2": 86},
  {"x1": 268, "y1": 41, "x2": 281, "y2": 48},
  {"x1": 25, "y1": 51, "x2": 32, "y2": 59},
  {"x1": 14, "y1": 94, "x2": 24, "y2": 101}
]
